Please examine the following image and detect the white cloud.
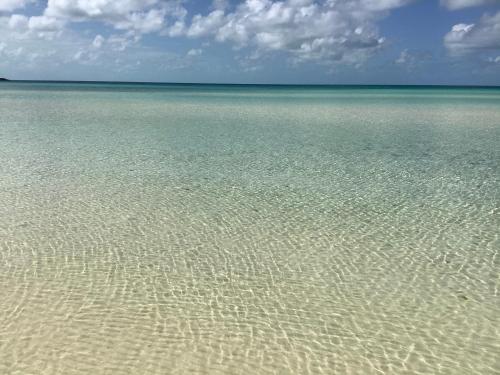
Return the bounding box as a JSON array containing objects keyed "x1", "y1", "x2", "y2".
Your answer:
[
  {"x1": 8, "y1": 13, "x2": 65, "y2": 36},
  {"x1": 8, "y1": 13, "x2": 27, "y2": 28},
  {"x1": 360, "y1": 0, "x2": 415, "y2": 11},
  {"x1": 394, "y1": 48, "x2": 432, "y2": 69},
  {"x1": 441, "y1": 0, "x2": 499, "y2": 10},
  {"x1": 187, "y1": 48, "x2": 202, "y2": 56},
  {"x1": 9, "y1": 46, "x2": 23, "y2": 57},
  {"x1": 0, "y1": 15, "x2": 197, "y2": 79},
  {"x1": 395, "y1": 49, "x2": 412, "y2": 64},
  {"x1": 92, "y1": 34, "x2": 104, "y2": 48},
  {"x1": 166, "y1": 20, "x2": 186, "y2": 37},
  {"x1": 444, "y1": 11, "x2": 500, "y2": 55},
  {"x1": 2, "y1": 0, "x2": 419, "y2": 72},
  {"x1": 0, "y1": 0, "x2": 29, "y2": 12},
  {"x1": 187, "y1": 10, "x2": 225, "y2": 38},
  {"x1": 107, "y1": 33, "x2": 139, "y2": 51},
  {"x1": 28, "y1": 16, "x2": 65, "y2": 31},
  {"x1": 7, "y1": 14, "x2": 65, "y2": 43},
  {"x1": 112, "y1": 8, "x2": 167, "y2": 34},
  {"x1": 178, "y1": 0, "x2": 412, "y2": 67},
  {"x1": 73, "y1": 48, "x2": 98, "y2": 64},
  {"x1": 1, "y1": 15, "x2": 77, "y2": 66},
  {"x1": 45, "y1": 0, "x2": 157, "y2": 19},
  {"x1": 42, "y1": 0, "x2": 187, "y2": 34}
]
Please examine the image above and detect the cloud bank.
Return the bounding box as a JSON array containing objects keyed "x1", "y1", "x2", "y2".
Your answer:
[
  {"x1": 177, "y1": 0, "x2": 415, "y2": 65},
  {"x1": 2, "y1": 0, "x2": 418, "y2": 69},
  {"x1": 1, "y1": 0, "x2": 499, "y2": 81}
]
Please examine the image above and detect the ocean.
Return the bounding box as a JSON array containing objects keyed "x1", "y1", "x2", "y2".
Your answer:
[{"x1": 0, "y1": 81, "x2": 499, "y2": 374}]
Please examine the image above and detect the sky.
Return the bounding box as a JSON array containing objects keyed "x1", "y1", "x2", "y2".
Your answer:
[{"x1": 0, "y1": 0, "x2": 499, "y2": 84}]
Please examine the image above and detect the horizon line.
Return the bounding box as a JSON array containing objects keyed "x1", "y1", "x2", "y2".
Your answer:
[{"x1": 1, "y1": 79, "x2": 500, "y2": 88}]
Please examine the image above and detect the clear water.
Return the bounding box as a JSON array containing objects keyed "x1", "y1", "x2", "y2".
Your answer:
[{"x1": 0, "y1": 82, "x2": 499, "y2": 374}]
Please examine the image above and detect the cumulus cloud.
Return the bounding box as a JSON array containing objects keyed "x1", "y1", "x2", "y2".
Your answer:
[
  {"x1": 395, "y1": 49, "x2": 414, "y2": 64},
  {"x1": 107, "y1": 33, "x2": 140, "y2": 51},
  {"x1": 444, "y1": 11, "x2": 500, "y2": 55},
  {"x1": 8, "y1": 13, "x2": 65, "y2": 37},
  {"x1": 42, "y1": 0, "x2": 187, "y2": 34},
  {"x1": 28, "y1": 16, "x2": 65, "y2": 31},
  {"x1": 187, "y1": 48, "x2": 202, "y2": 56},
  {"x1": 187, "y1": 10, "x2": 225, "y2": 38},
  {"x1": 360, "y1": 0, "x2": 415, "y2": 11},
  {"x1": 394, "y1": 48, "x2": 432, "y2": 69},
  {"x1": 113, "y1": 8, "x2": 166, "y2": 33},
  {"x1": 441, "y1": 0, "x2": 499, "y2": 10},
  {"x1": 2, "y1": 0, "x2": 419, "y2": 71},
  {"x1": 8, "y1": 13, "x2": 27, "y2": 28},
  {"x1": 0, "y1": 14, "x2": 198, "y2": 79},
  {"x1": 3, "y1": 0, "x2": 433, "y2": 78},
  {"x1": 175, "y1": 0, "x2": 415, "y2": 67},
  {"x1": 92, "y1": 34, "x2": 105, "y2": 49},
  {"x1": 166, "y1": 20, "x2": 186, "y2": 36},
  {"x1": 7, "y1": 13, "x2": 65, "y2": 43},
  {"x1": 73, "y1": 48, "x2": 99, "y2": 64},
  {"x1": 0, "y1": 0, "x2": 29, "y2": 12},
  {"x1": 0, "y1": 16, "x2": 66, "y2": 73}
]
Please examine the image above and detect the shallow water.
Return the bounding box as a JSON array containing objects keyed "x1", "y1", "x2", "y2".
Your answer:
[{"x1": 0, "y1": 82, "x2": 499, "y2": 374}]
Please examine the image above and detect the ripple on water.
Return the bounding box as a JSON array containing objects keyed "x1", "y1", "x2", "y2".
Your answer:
[{"x1": 0, "y1": 85, "x2": 499, "y2": 374}]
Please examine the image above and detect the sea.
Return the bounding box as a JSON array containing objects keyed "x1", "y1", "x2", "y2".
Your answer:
[{"x1": 0, "y1": 81, "x2": 499, "y2": 374}]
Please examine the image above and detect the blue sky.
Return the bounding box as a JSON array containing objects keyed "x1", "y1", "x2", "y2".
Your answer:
[{"x1": 0, "y1": 0, "x2": 499, "y2": 84}]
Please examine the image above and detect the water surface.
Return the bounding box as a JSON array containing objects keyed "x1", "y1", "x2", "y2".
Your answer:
[{"x1": 0, "y1": 82, "x2": 499, "y2": 374}]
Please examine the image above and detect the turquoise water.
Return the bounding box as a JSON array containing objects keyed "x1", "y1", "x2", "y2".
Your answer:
[{"x1": 0, "y1": 82, "x2": 499, "y2": 374}]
